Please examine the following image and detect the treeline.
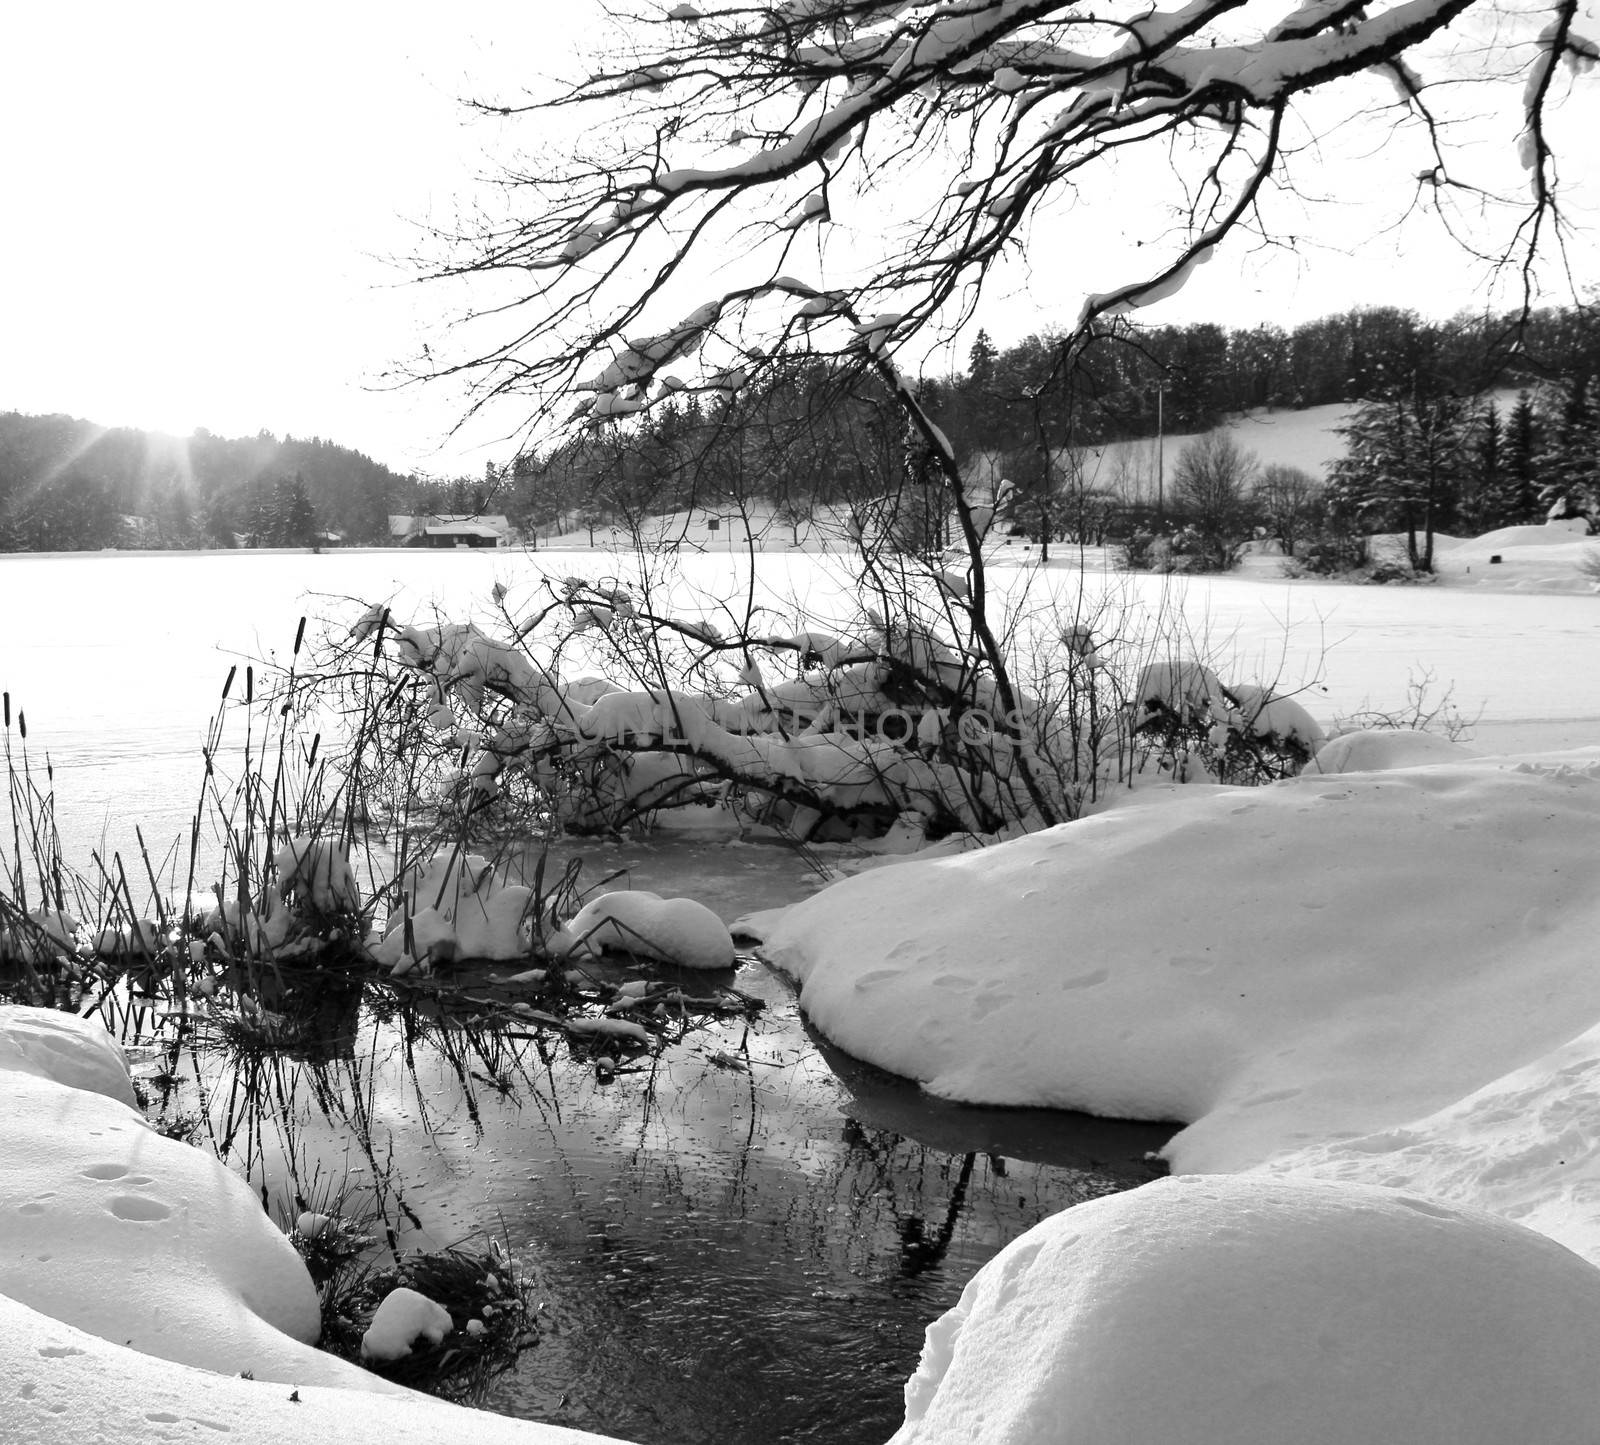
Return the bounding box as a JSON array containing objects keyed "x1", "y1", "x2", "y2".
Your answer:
[
  {"x1": 921, "y1": 303, "x2": 1600, "y2": 452},
  {"x1": 0, "y1": 414, "x2": 421, "y2": 552},
  {"x1": 514, "y1": 303, "x2": 1600, "y2": 543},
  {"x1": 511, "y1": 358, "x2": 904, "y2": 536},
  {"x1": 15, "y1": 303, "x2": 1599, "y2": 555},
  {"x1": 1327, "y1": 376, "x2": 1600, "y2": 571}
]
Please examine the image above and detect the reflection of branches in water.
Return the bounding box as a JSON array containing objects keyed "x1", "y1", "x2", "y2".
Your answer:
[
  {"x1": 156, "y1": 962, "x2": 762, "y2": 1239},
  {"x1": 896, "y1": 1152, "x2": 975, "y2": 1278}
]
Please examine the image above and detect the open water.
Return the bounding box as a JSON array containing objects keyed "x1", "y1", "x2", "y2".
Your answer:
[{"x1": 144, "y1": 951, "x2": 1170, "y2": 1445}]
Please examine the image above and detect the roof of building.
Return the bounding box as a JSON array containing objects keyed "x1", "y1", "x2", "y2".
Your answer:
[
  {"x1": 421, "y1": 522, "x2": 503, "y2": 540},
  {"x1": 389, "y1": 512, "x2": 511, "y2": 537}
]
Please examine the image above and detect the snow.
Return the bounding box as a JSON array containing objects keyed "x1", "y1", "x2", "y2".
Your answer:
[
  {"x1": 760, "y1": 753, "x2": 1600, "y2": 1174},
  {"x1": 276, "y1": 835, "x2": 361, "y2": 913},
  {"x1": 361, "y1": 1288, "x2": 453, "y2": 1363},
  {"x1": 9, "y1": 538, "x2": 1600, "y2": 1442},
  {"x1": 751, "y1": 741, "x2": 1600, "y2": 1435},
  {"x1": 1078, "y1": 234, "x2": 1216, "y2": 322},
  {"x1": 551, "y1": 889, "x2": 736, "y2": 970},
  {"x1": 372, "y1": 851, "x2": 539, "y2": 971},
  {"x1": 2, "y1": 1290, "x2": 624, "y2": 1445},
  {"x1": 0, "y1": 1011, "x2": 386, "y2": 1390},
  {"x1": 891, "y1": 1174, "x2": 1600, "y2": 1445},
  {"x1": 1310, "y1": 725, "x2": 1474, "y2": 772},
  {"x1": 1426, "y1": 521, "x2": 1600, "y2": 592},
  {"x1": 0, "y1": 1007, "x2": 633, "y2": 1445}
]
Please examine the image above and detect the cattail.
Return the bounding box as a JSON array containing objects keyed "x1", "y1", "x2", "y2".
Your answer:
[
  {"x1": 246, "y1": 667, "x2": 254, "y2": 705},
  {"x1": 3, "y1": 692, "x2": 9, "y2": 727},
  {"x1": 18, "y1": 711, "x2": 25, "y2": 741},
  {"x1": 293, "y1": 616, "x2": 306, "y2": 656},
  {"x1": 222, "y1": 665, "x2": 237, "y2": 700},
  {"x1": 306, "y1": 733, "x2": 320, "y2": 769}
]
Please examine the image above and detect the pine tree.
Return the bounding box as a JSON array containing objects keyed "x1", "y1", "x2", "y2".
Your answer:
[
  {"x1": 1461, "y1": 400, "x2": 1503, "y2": 532},
  {"x1": 1536, "y1": 375, "x2": 1600, "y2": 525},
  {"x1": 1329, "y1": 391, "x2": 1467, "y2": 571},
  {"x1": 1503, "y1": 391, "x2": 1541, "y2": 524},
  {"x1": 968, "y1": 330, "x2": 997, "y2": 389}
]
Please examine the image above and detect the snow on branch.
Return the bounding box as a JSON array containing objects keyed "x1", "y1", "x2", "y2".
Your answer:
[{"x1": 423, "y1": 0, "x2": 1593, "y2": 434}]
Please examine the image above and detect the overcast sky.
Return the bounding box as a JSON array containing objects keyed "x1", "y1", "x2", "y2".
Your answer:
[{"x1": 3, "y1": 2, "x2": 1595, "y2": 478}]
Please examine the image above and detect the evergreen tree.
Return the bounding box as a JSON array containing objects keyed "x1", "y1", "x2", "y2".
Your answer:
[
  {"x1": 1536, "y1": 376, "x2": 1600, "y2": 525},
  {"x1": 968, "y1": 329, "x2": 997, "y2": 389},
  {"x1": 1503, "y1": 391, "x2": 1541, "y2": 524},
  {"x1": 1460, "y1": 400, "x2": 1504, "y2": 532},
  {"x1": 1329, "y1": 392, "x2": 1467, "y2": 571}
]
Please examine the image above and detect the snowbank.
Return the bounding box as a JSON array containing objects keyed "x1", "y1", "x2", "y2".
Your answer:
[
  {"x1": 761, "y1": 751, "x2": 1600, "y2": 1185},
  {"x1": 1424, "y1": 520, "x2": 1599, "y2": 592},
  {"x1": 0, "y1": 1008, "x2": 632, "y2": 1445},
  {"x1": 0, "y1": 1010, "x2": 387, "y2": 1389},
  {"x1": 1309, "y1": 725, "x2": 1476, "y2": 772},
  {"x1": 891, "y1": 1174, "x2": 1600, "y2": 1445},
  {"x1": 756, "y1": 743, "x2": 1600, "y2": 1437},
  {"x1": 2, "y1": 1290, "x2": 625, "y2": 1445}
]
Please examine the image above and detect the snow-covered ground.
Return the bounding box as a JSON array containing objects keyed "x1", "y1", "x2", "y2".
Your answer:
[
  {"x1": 5, "y1": 523, "x2": 1600, "y2": 1444},
  {"x1": 750, "y1": 729, "x2": 1600, "y2": 1441}
]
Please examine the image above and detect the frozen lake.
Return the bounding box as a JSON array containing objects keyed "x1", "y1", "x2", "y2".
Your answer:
[{"x1": 3, "y1": 545, "x2": 1595, "y2": 874}]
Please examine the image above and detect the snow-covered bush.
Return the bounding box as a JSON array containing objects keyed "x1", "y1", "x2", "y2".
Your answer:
[{"x1": 328, "y1": 549, "x2": 1329, "y2": 852}]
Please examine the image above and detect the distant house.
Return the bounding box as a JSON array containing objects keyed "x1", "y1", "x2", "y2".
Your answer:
[{"x1": 387, "y1": 513, "x2": 513, "y2": 548}]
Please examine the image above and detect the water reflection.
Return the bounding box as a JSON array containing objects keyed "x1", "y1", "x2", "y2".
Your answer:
[{"x1": 150, "y1": 959, "x2": 1170, "y2": 1445}]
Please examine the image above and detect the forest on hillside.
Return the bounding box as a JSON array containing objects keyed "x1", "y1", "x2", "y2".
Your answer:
[{"x1": 515, "y1": 303, "x2": 1600, "y2": 565}]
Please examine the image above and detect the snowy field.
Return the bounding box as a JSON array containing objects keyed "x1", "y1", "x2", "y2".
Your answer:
[{"x1": 4, "y1": 527, "x2": 1600, "y2": 1444}]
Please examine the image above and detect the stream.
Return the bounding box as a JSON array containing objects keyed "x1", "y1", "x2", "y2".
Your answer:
[{"x1": 129, "y1": 830, "x2": 1172, "y2": 1445}]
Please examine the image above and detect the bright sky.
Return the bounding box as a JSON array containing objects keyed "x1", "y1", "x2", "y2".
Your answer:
[{"x1": 2, "y1": 2, "x2": 1595, "y2": 478}]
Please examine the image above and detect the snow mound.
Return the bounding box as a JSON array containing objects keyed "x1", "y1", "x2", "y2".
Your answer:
[
  {"x1": 276, "y1": 835, "x2": 361, "y2": 912},
  {"x1": 373, "y1": 851, "x2": 538, "y2": 968},
  {"x1": 0, "y1": 1007, "x2": 387, "y2": 1389},
  {"x1": 0, "y1": 1006, "x2": 136, "y2": 1107},
  {"x1": 553, "y1": 890, "x2": 735, "y2": 970},
  {"x1": 891, "y1": 1173, "x2": 1600, "y2": 1445},
  {"x1": 1264, "y1": 1010, "x2": 1600, "y2": 1261},
  {"x1": 1460, "y1": 521, "x2": 1591, "y2": 551},
  {"x1": 361, "y1": 1287, "x2": 453, "y2": 1362},
  {"x1": 761, "y1": 756, "x2": 1600, "y2": 1172},
  {"x1": 1310, "y1": 726, "x2": 1475, "y2": 772}
]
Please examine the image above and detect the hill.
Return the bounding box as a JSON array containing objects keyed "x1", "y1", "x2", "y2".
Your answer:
[{"x1": 0, "y1": 411, "x2": 419, "y2": 551}]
